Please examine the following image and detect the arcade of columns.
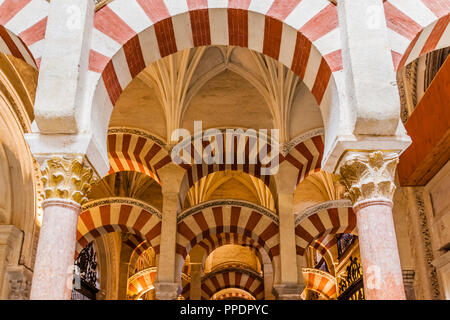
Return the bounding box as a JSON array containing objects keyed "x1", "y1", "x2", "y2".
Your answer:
[{"x1": 0, "y1": 0, "x2": 449, "y2": 300}]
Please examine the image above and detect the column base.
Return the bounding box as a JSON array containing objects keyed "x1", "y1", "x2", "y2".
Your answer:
[
  {"x1": 154, "y1": 282, "x2": 179, "y2": 300},
  {"x1": 272, "y1": 284, "x2": 304, "y2": 300}
]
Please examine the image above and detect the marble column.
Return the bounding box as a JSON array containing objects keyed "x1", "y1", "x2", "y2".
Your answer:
[
  {"x1": 340, "y1": 151, "x2": 406, "y2": 300},
  {"x1": 30, "y1": 156, "x2": 95, "y2": 300}
]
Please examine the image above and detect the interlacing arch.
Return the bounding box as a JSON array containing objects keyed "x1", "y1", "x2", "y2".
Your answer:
[
  {"x1": 384, "y1": 0, "x2": 450, "y2": 70},
  {"x1": 302, "y1": 268, "x2": 337, "y2": 300},
  {"x1": 0, "y1": 0, "x2": 48, "y2": 68},
  {"x1": 294, "y1": 200, "x2": 356, "y2": 256},
  {"x1": 175, "y1": 199, "x2": 280, "y2": 283},
  {"x1": 107, "y1": 127, "x2": 172, "y2": 183},
  {"x1": 76, "y1": 197, "x2": 162, "y2": 257},
  {"x1": 89, "y1": 0, "x2": 342, "y2": 155}
]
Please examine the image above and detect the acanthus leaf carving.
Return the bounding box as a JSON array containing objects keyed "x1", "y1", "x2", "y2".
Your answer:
[
  {"x1": 339, "y1": 151, "x2": 399, "y2": 206},
  {"x1": 40, "y1": 156, "x2": 96, "y2": 205}
]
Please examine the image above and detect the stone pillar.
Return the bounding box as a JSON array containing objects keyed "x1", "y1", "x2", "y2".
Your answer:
[
  {"x1": 117, "y1": 234, "x2": 134, "y2": 300},
  {"x1": 190, "y1": 263, "x2": 202, "y2": 300},
  {"x1": 339, "y1": 151, "x2": 405, "y2": 300},
  {"x1": 30, "y1": 156, "x2": 95, "y2": 300},
  {"x1": 273, "y1": 162, "x2": 304, "y2": 300},
  {"x1": 154, "y1": 164, "x2": 185, "y2": 300},
  {"x1": 338, "y1": 0, "x2": 401, "y2": 135}
]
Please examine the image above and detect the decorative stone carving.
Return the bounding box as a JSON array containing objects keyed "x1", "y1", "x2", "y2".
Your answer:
[
  {"x1": 40, "y1": 156, "x2": 96, "y2": 205},
  {"x1": 6, "y1": 266, "x2": 33, "y2": 300},
  {"x1": 339, "y1": 151, "x2": 399, "y2": 206}
]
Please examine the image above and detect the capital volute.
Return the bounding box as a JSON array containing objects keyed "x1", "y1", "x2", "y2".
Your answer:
[
  {"x1": 40, "y1": 156, "x2": 97, "y2": 205},
  {"x1": 338, "y1": 151, "x2": 399, "y2": 206}
]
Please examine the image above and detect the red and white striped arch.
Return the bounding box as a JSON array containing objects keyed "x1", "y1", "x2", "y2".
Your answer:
[
  {"x1": 89, "y1": 0, "x2": 342, "y2": 139},
  {"x1": 212, "y1": 288, "x2": 256, "y2": 300},
  {"x1": 197, "y1": 233, "x2": 262, "y2": 259},
  {"x1": 176, "y1": 200, "x2": 280, "y2": 281},
  {"x1": 177, "y1": 130, "x2": 278, "y2": 189},
  {"x1": 295, "y1": 201, "x2": 356, "y2": 256},
  {"x1": 127, "y1": 267, "x2": 157, "y2": 299},
  {"x1": 0, "y1": 0, "x2": 48, "y2": 68},
  {"x1": 76, "y1": 198, "x2": 162, "y2": 257},
  {"x1": 384, "y1": 0, "x2": 450, "y2": 70},
  {"x1": 200, "y1": 269, "x2": 264, "y2": 300},
  {"x1": 107, "y1": 128, "x2": 172, "y2": 182},
  {"x1": 302, "y1": 268, "x2": 337, "y2": 300},
  {"x1": 311, "y1": 234, "x2": 338, "y2": 275},
  {"x1": 281, "y1": 134, "x2": 324, "y2": 186}
]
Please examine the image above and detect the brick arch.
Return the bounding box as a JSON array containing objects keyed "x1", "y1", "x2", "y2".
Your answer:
[
  {"x1": 176, "y1": 199, "x2": 280, "y2": 283},
  {"x1": 76, "y1": 197, "x2": 162, "y2": 257},
  {"x1": 175, "y1": 129, "x2": 278, "y2": 193},
  {"x1": 182, "y1": 268, "x2": 264, "y2": 300},
  {"x1": 384, "y1": 0, "x2": 450, "y2": 70},
  {"x1": 128, "y1": 267, "x2": 157, "y2": 299},
  {"x1": 280, "y1": 129, "x2": 325, "y2": 186},
  {"x1": 302, "y1": 268, "x2": 337, "y2": 300},
  {"x1": 310, "y1": 234, "x2": 338, "y2": 275},
  {"x1": 107, "y1": 127, "x2": 172, "y2": 183},
  {"x1": 89, "y1": 0, "x2": 342, "y2": 163},
  {"x1": 294, "y1": 200, "x2": 356, "y2": 256},
  {"x1": 212, "y1": 288, "x2": 256, "y2": 300},
  {"x1": 0, "y1": 0, "x2": 48, "y2": 68},
  {"x1": 201, "y1": 268, "x2": 264, "y2": 300}
]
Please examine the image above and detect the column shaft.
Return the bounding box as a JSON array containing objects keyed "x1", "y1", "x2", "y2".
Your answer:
[
  {"x1": 190, "y1": 263, "x2": 202, "y2": 300},
  {"x1": 355, "y1": 200, "x2": 405, "y2": 300},
  {"x1": 30, "y1": 200, "x2": 80, "y2": 300}
]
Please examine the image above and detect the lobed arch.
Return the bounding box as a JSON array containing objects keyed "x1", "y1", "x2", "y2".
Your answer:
[
  {"x1": 89, "y1": 0, "x2": 343, "y2": 169},
  {"x1": 294, "y1": 200, "x2": 356, "y2": 257},
  {"x1": 106, "y1": 127, "x2": 172, "y2": 183},
  {"x1": 302, "y1": 268, "x2": 337, "y2": 300},
  {"x1": 384, "y1": 0, "x2": 450, "y2": 70},
  {"x1": 176, "y1": 199, "x2": 280, "y2": 285},
  {"x1": 0, "y1": 0, "x2": 49, "y2": 69},
  {"x1": 76, "y1": 197, "x2": 162, "y2": 257}
]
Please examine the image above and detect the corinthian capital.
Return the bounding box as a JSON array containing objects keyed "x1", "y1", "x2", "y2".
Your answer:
[
  {"x1": 41, "y1": 156, "x2": 96, "y2": 205},
  {"x1": 338, "y1": 151, "x2": 399, "y2": 206}
]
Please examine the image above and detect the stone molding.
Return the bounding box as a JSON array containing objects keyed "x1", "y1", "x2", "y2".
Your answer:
[
  {"x1": 40, "y1": 156, "x2": 96, "y2": 205},
  {"x1": 339, "y1": 151, "x2": 399, "y2": 206}
]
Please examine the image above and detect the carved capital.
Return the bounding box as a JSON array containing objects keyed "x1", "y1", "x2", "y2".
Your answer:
[
  {"x1": 154, "y1": 282, "x2": 179, "y2": 300},
  {"x1": 41, "y1": 156, "x2": 96, "y2": 205},
  {"x1": 339, "y1": 151, "x2": 399, "y2": 206}
]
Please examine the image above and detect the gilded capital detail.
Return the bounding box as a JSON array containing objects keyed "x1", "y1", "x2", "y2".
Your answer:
[
  {"x1": 339, "y1": 151, "x2": 399, "y2": 206},
  {"x1": 40, "y1": 156, "x2": 96, "y2": 205}
]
